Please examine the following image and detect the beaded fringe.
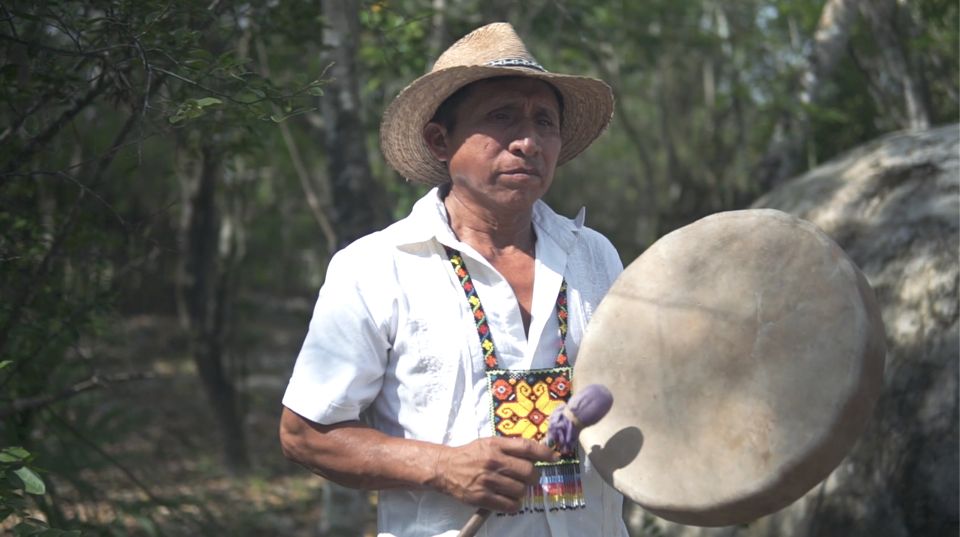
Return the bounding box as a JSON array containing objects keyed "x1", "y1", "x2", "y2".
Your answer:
[{"x1": 498, "y1": 461, "x2": 585, "y2": 516}]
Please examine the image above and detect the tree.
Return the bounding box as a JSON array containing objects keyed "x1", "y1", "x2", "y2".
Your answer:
[
  {"x1": 322, "y1": 0, "x2": 391, "y2": 246},
  {"x1": 756, "y1": 0, "x2": 861, "y2": 191},
  {"x1": 857, "y1": 0, "x2": 932, "y2": 130}
]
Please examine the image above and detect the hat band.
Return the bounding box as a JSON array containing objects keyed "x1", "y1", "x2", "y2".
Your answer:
[{"x1": 485, "y1": 57, "x2": 547, "y2": 72}]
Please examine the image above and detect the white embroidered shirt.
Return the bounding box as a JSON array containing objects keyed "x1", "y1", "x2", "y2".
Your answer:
[{"x1": 283, "y1": 187, "x2": 628, "y2": 537}]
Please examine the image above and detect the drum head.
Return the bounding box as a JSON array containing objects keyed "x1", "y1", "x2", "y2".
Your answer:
[{"x1": 575, "y1": 209, "x2": 885, "y2": 526}]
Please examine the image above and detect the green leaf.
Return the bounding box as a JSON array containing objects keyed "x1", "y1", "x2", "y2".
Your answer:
[
  {"x1": 134, "y1": 515, "x2": 159, "y2": 537},
  {"x1": 183, "y1": 58, "x2": 209, "y2": 70},
  {"x1": 307, "y1": 86, "x2": 324, "y2": 96},
  {"x1": 2, "y1": 494, "x2": 28, "y2": 511},
  {"x1": 188, "y1": 48, "x2": 214, "y2": 62},
  {"x1": 13, "y1": 467, "x2": 45, "y2": 495},
  {"x1": 268, "y1": 108, "x2": 314, "y2": 123},
  {"x1": 13, "y1": 520, "x2": 47, "y2": 536},
  {"x1": 0, "y1": 359, "x2": 12, "y2": 370},
  {"x1": 0, "y1": 447, "x2": 31, "y2": 463},
  {"x1": 194, "y1": 97, "x2": 223, "y2": 109}
]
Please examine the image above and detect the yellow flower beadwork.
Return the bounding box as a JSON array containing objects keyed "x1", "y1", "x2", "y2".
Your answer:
[{"x1": 493, "y1": 379, "x2": 562, "y2": 440}]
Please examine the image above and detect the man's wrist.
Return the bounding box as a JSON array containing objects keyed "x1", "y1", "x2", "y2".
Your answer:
[{"x1": 424, "y1": 443, "x2": 448, "y2": 493}]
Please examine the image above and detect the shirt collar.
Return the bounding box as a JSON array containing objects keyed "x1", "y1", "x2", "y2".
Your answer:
[{"x1": 395, "y1": 186, "x2": 585, "y2": 254}]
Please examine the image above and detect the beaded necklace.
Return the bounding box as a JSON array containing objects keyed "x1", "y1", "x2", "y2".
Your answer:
[{"x1": 446, "y1": 246, "x2": 585, "y2": 514}]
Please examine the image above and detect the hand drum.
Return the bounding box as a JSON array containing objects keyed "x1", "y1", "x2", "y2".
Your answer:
[{"x1": 575, "y1": 209, "x2": 885, "y2": 526}]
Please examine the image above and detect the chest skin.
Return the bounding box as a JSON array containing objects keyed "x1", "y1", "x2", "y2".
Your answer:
[{"x1": 489, "y1": 250, "x2": 536, "y2": 337}]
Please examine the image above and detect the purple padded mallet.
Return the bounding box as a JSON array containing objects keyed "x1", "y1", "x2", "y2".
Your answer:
[
  {"x1": 458, "y1": 383, "x2": 615, "y2": 537},
  {"x1": 546, "y1": 383, "x2": 614, "y2": 454}
]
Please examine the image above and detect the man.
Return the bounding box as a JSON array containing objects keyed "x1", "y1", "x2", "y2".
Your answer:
[{"x1": 280, "y1": 22, "x2": 628, "y2": 536}]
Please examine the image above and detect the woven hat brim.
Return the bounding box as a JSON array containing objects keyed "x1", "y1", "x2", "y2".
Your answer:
[{"x1": 380, "y1": 65, "x2": 614, "y2": 185}]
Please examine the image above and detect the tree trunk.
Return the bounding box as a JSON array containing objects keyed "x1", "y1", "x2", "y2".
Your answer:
[
  {"x1": 321, "y1": 0, "x2": 389, "y2": 247},
  {"x1": 755, "y1": 0, "x2": 860, "y2": 192},
  {"x1": 315, "y1": 3, "x2": 387, "y2": 527},
  {"x1": 859, "y1": 0, "x2": 931, "y2": 131},
  {"x1": 426, "y1": 0, "x2": 447, "y2": 70},
  {"x1": 175, "y1": 141, "x2": 249, "y2": 473}
]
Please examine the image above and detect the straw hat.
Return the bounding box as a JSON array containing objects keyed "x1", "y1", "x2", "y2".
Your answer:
[{"x1": 380, "y1": 22, "x2": 614, "y2": 185}]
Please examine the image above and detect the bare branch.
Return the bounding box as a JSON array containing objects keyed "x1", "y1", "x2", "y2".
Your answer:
[
  {"x1": 255, "y1": 38, "x2": 338, "y2": 252},
  {"x1": 0, "y1": 92, "x2": 55, "y2": 144},
  {"x1": 131, "y1": 33, "x2": 153, "y2": 164},
  {"x1": 0, "y1": 242, "x2": 167, "y2": 392},
  {"x1": 0, "y1": 32, "x2": 102, "y2": 58},
  {"x1": 41, "y1": 4, "x2": 85, "y2": 53},
  {"x1": 0, "y1": 4, "x2": 19, "y2": 39},
  {"x1": 0, "y1": 372, "x2": 156, "y2": 420},
  {"x1": 5, "y1": 170, "x2": 127, "y2": 226},
  {"x1": 0, "y1": 76, "x2": 109, "y2": 180},
  {"x1": 1, "y1": 130, "x2": 163, "y2": 182}
]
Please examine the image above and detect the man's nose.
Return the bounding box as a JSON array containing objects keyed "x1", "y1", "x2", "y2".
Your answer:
[{"x1": 508, "y1": 120, "x2": 541, "y2": 157}]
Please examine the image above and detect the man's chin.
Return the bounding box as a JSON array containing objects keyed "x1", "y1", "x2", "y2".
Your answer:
[{"x1": 492, "y1": 187, "x2": 550, "y2": 211}]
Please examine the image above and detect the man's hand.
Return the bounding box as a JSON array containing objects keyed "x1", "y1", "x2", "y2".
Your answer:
[{"x1": 429, "y1": 437, "x2": 558, "y2": 512}]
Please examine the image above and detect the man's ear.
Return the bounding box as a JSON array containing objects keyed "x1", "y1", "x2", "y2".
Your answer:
[{"x1": 423, "y1": 122, "x2": 450, "y2": 162}]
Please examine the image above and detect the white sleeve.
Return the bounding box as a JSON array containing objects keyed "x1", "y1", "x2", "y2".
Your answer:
[
  {"x1": 601, "y1": 235, "x2": 624, "y2": 284},
  {"x1": 282, "y1": 245, "x2": 393, "y2": 425},
  {"x1": 581, "y1": 226, "x2": 625, "y2": 289},
  {"x1": 595, "y1": 238, "x2": 624, "y2": 302}
]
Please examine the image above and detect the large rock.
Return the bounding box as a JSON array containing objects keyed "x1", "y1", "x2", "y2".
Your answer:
[{"x1": 632, "y1": 124, "x2": 959, "y2": 537}]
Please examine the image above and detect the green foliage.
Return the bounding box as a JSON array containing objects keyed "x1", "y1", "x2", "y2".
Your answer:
[
  {"x1": 0, "y1": 446, "x2": 82, "y2": 535},
  {"x1": 0, "y1": 0, "x2": 335, "y2": 533}
]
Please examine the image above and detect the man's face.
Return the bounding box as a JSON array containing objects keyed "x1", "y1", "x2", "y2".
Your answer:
[{"x1": 426, "y1": 77, "x2": 562, "y2": 212}]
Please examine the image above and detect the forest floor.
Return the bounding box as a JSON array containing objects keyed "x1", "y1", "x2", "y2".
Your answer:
[{"x1": 36, "y1": 293, "x2": 379, "y2": 536}]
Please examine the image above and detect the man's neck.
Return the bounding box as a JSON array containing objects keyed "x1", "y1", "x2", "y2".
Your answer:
[{"x1": 443, "y1": 187, "x2": 536, "y2": 260}]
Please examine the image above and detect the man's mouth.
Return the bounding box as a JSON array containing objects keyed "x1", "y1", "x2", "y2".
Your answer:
[{"x1": 501, "y1": 167, "x2": 539, "y2": 177}]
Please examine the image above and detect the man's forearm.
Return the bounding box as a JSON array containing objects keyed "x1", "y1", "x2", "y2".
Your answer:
[
  {"x1": 280, "y1": 405, "x2": 557, "y2": 511},
  {"x1": 279, "y1": 407, "x2": 442, "y2": 490}
]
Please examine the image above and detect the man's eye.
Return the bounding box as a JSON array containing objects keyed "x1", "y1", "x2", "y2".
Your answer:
[{"x1": 490, "y1": 111, "x2": 511, "y2": 121}]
